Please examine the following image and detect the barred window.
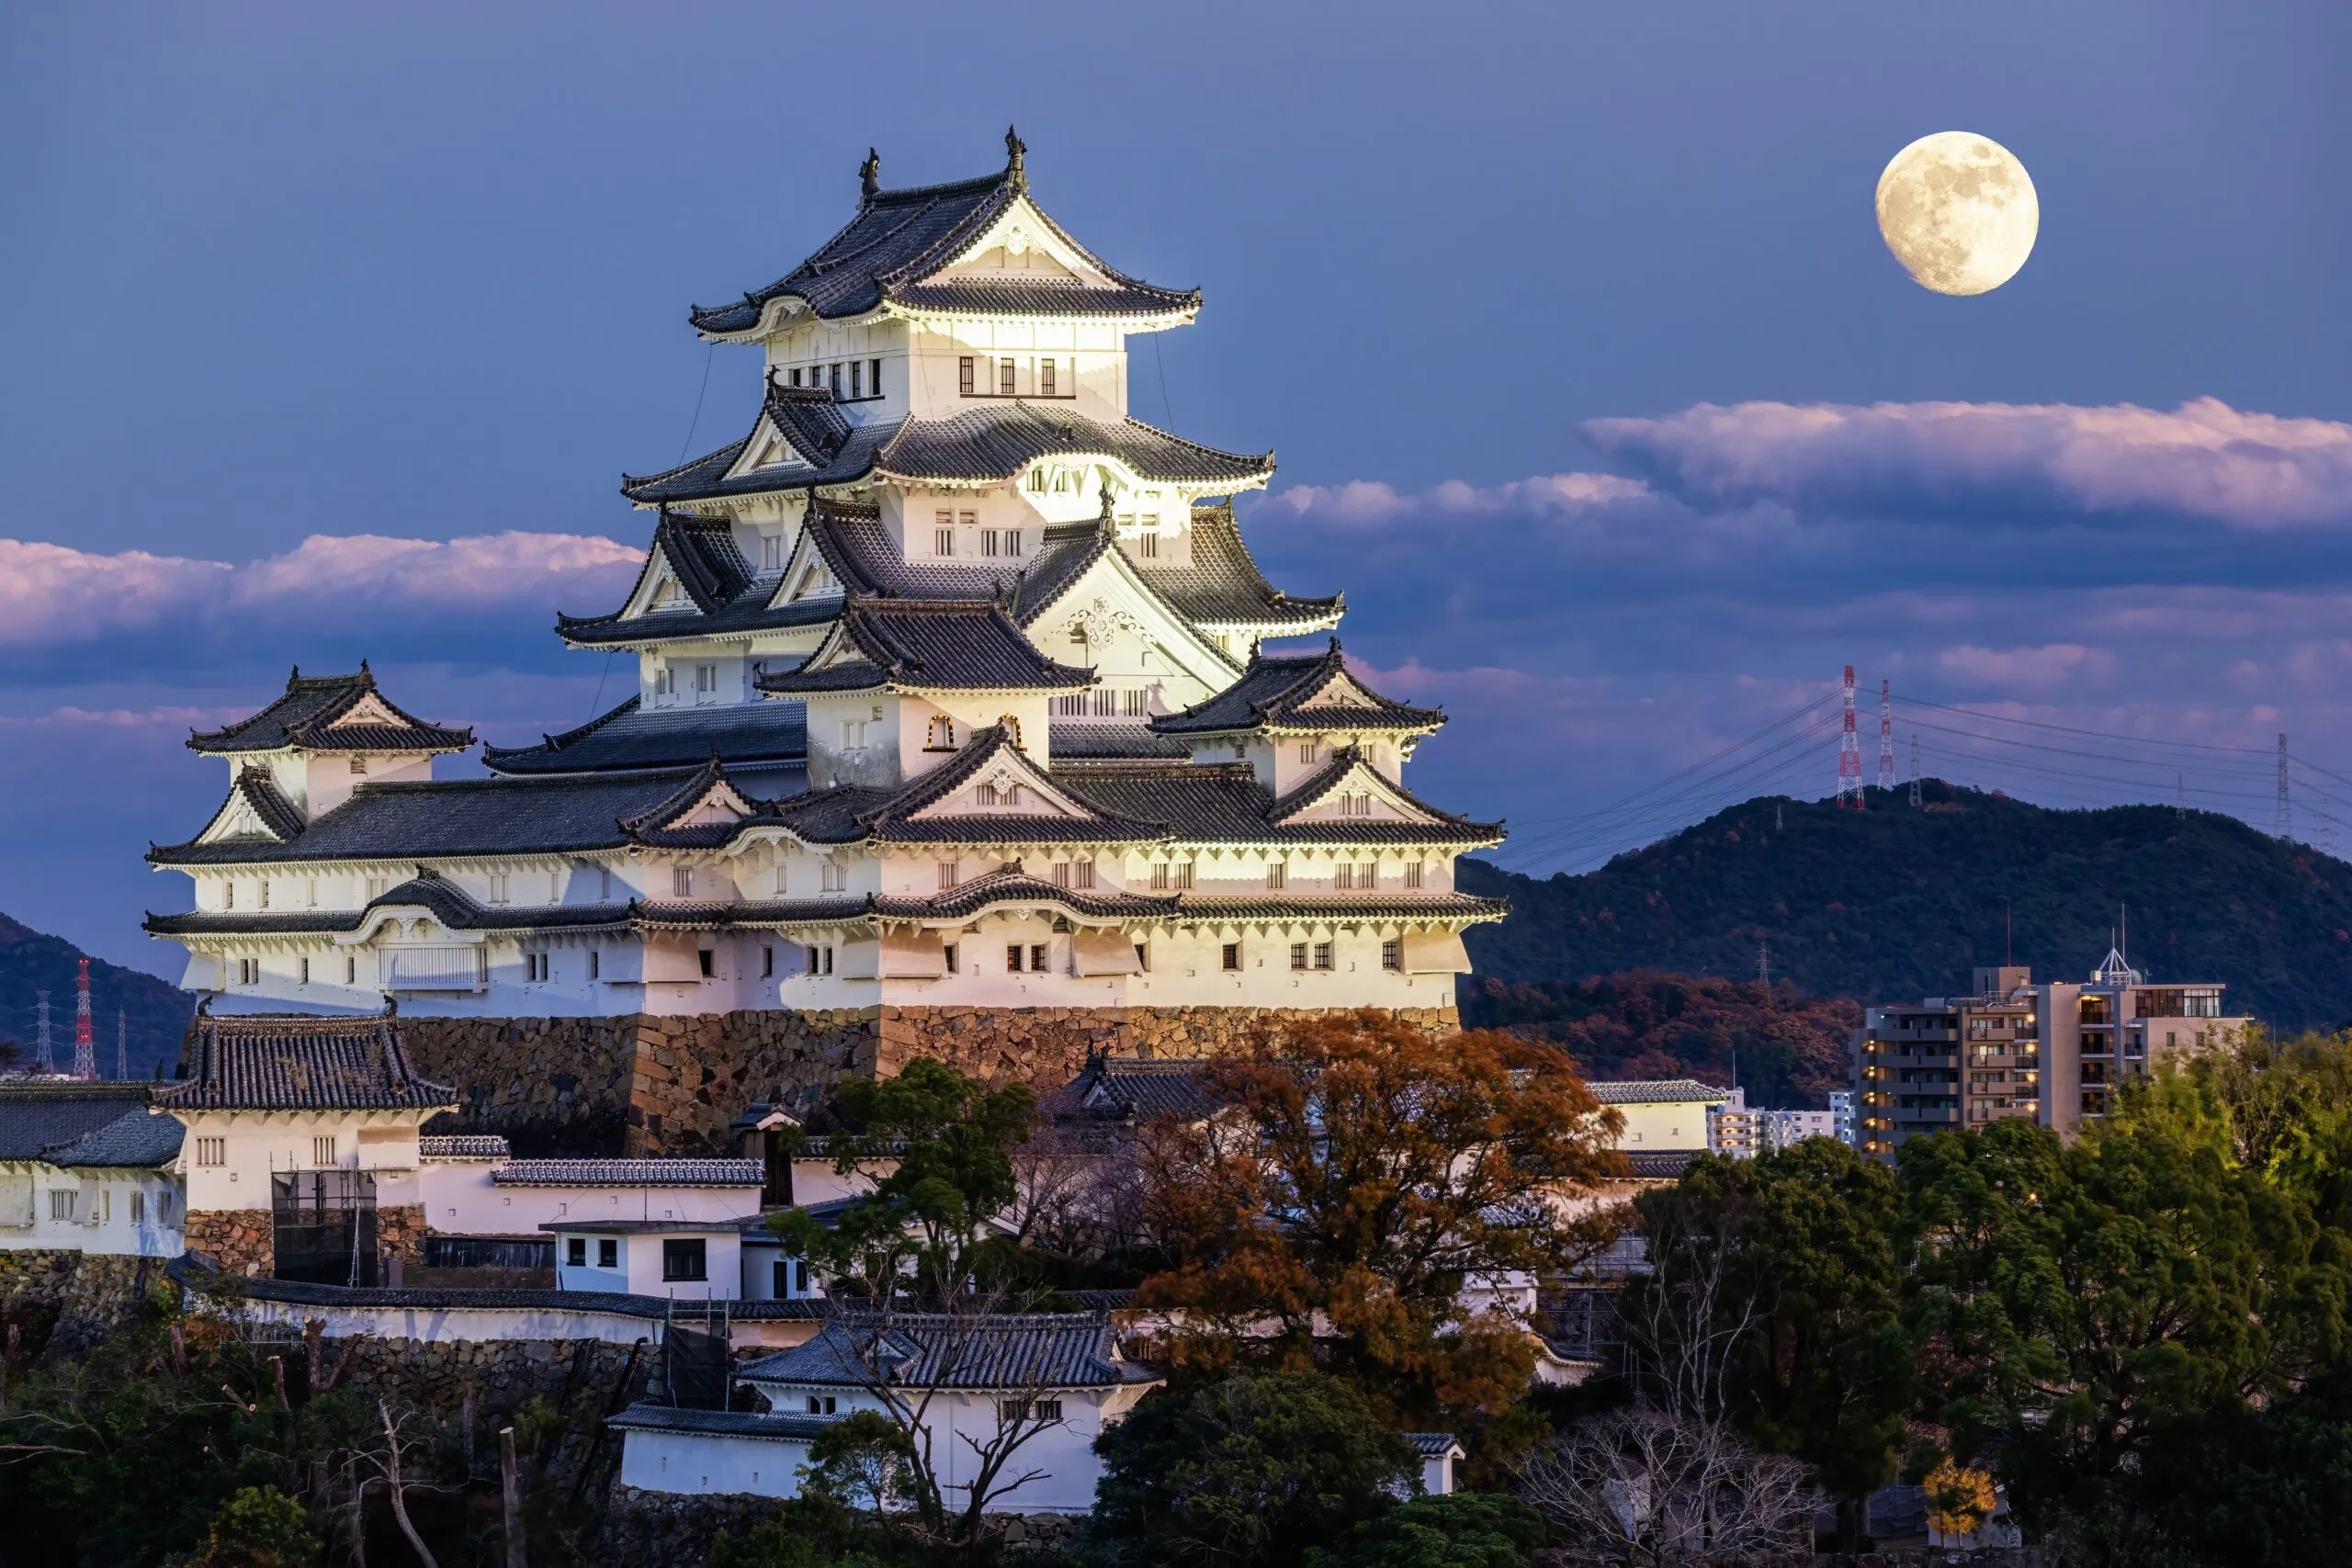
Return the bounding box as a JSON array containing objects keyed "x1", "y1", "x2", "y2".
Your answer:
[
  {"x1": 1404, "y1": 862, "x2": 1425, "y2": 890},
  {"x1": 1267, "y1": 861, "x2": 1287, "y2": 889},
  {"x1": 195, "y1": 1137, "x2": 226, "y2": 1168},
  {"x1": 1314, "y1": 942, "x2": 1335, "y2": 970},
  {"x1": 958, "y1": 356, "x2": 975, "y2": 395},
  {"x1": 1221, "y1": 942, "x2": 1242, "y2": 972},
  {"x1": 939, "y1": 861, "x2": 959, "y2": 889},
  {"x1": 1382, "y1": 938, "x2": 1403, "y2": 971},
  {"x1": 673, "y1": 866, "x2": 693, "y2": 897},
  {"x1": 1290, "y1": 942, "x2": 1308, "y2": 970},
  {"x1": 312, "y1": 1136, "x2": 337, "y2": 1167},
  {"x1": 869, "y1": 358, "x2": 882, "y2": 398},
  {"x1": 1149, "y1": 863, "x2": 1170, "y2": 890},
  {"x1": 999, "y1": 356, "x2": 1016, "y2": 396},
  {"x1": 1174, "y1": 863, "x2": 1195, "y2": 889},
  {"x1": 1039, "y1": 359, "x2": 1057, "y2": 398},
  {"x1": 1006, "y1": 943, "x2": 1024, "y2": 973},
  {"x1": 1335, "y1": 864, "x2": 1353, "y2": 890},
  {"x1": 849, "y1": 360, "x2": 863, "y2": 399},
  {"x1": 936, "y1": 526, "x2": 955, "y2": 557},
  {"x1": 1030, "y1": 943, "x2": 1049, "y2": 972}
]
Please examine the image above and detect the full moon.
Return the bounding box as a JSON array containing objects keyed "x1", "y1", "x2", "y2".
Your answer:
[{"x1": 1875, "y1": 131, "x2": 2039, "y2": 296}]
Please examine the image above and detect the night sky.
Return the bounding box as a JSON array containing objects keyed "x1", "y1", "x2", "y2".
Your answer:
[{"x1": 4, "y1": 1, "x2": 2348, "y2": 970}]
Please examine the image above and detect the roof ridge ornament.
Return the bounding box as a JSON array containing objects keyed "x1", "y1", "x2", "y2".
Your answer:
[
  {"x1": 860, "y1": 148, "x2": 880, "y2": 204},
  {"x1": 1004, "y1": 125, "x2": 1026, "y2": 191}
]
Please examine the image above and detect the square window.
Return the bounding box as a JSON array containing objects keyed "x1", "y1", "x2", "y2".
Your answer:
[
  {"x1": 1382, "y1": 938, "x2": 1403, "y2": 971},
  {"x1": 313, "y1": 1135, "x2": 336, "y2": 1167},
  {"x1": 1405, "y1": 862, "x2": 1425, "y2": 890},
  {"x1": 1335, "y1": 864, "x2": 1353, "y2": 890},
  {"x1": 1053, "y1": 862, "x2": 1072, "y2": 888},
  {"x1": 1007, "y1": 943, "x2": 1024, "y2": 973},
  {"x1": 598, "y1": 1238, "x2": 618, "y2": 1269},
  {"x1": 1290, "y1": 942, "x2": 1308, "y2": 971},
  {"x1": 1149, "y1": 863, "x2": 1170, "y2": 890},
  {"x1": 662, "y1": 1237, "x2": 707, "y2": 1281},
  {"x1": 673, "y1": 866, "x2": 693, "y2": 897},
  {"x1": 1221, "y1": 942, "x2": 1242, "y2": 972},
  {"x1": 1267, "y1": 862, "x2": 1287, "y2": 890},
  {"x1": 1072, "y1": 862, "x2": 1095, "y2": 889},
  {"x1": 1029, "y1": 943, "x2": 1049, "y2": 972},
  {"x1": 1174, "y1": 863, "x2": 1195, "y2": 889},
  {"x1": 569, "y1": 1237, "x2": 587, "y2": 1267},
  {"x1": 1314, "y1": 942, "x2": 1334, "y2": 970},
  {"x1": 349, "y1": 756, "x2": 368, "y2": 775},
  {"x1": 1004, "y1": 528, "x2": 1023, "y2": 558},
  {"x1": 1358, "y1": 863, "x2": 1377, "y2": 888},
  {"x1": 939, "y1": 861, "x2": 959, "y2": 889}
]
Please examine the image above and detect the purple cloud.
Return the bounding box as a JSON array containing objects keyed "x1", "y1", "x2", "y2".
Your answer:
[
  {"x1": 0, "y1": 530, "x2": 643, "y2": 648},
  {"x1": 1584, "y1": 397, "x2": 2352, "y2": 531}
]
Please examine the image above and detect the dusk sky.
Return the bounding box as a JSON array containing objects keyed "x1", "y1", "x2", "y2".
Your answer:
[{"x1": 5, "y1": 1, "x2": 2350, "y2": 972}]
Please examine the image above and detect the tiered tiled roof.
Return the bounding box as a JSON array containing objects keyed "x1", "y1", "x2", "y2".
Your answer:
[
  {"x1": 188, "y1": 666, "x2": 473, "y2": 756},
  {"x1": 755, "y1": 599, "x2": 1092, "y2": 696},
  {"x1": 685, "y1": 144, "x2": 1196, "y2": 335},
  {"x1": 492, "y1": 1158, "x2": 763, "y2": 1188},
  {"x1": 620, "y1": 401, "x2": 1272, "y2": 509},
  {"x1": 1151, "y1": 640, "x2": 1444, "y2": 738},
  {"x1": 740, "y1": 1311, "x2": 1158, "y2": 1391},
  {"x1": 1135, "y1": 503, "x2": 1340, "y2": 634},
  {"x1": 159, "y1": 1010, "x2": 457, "y2": 1112},
  {"x1": 420, "y1": 1134, "x2": 512, "y2": 1158},
  {"x1": 481, "y1": 696, "x2": 810, "y2": 778},
  {"x1": 1054, "y1": 759, "x2": 1505, "y2": 849}
]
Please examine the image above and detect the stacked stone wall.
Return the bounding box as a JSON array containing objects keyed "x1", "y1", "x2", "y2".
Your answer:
[
  {"x1": 0, "y1": 1250, "x2": 164, "y2": 1356},
  {"x1": 186, "y1": 1206, "x2": 275, "y2": 1276},
  {"x1": 377, "y1": 1203, "x2": 427, "y2": 1267},
  {"x1": 402, "y1": 1004, "x2": 1458, "y2": 1155}
]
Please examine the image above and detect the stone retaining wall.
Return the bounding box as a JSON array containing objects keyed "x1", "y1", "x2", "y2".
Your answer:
[
  {"x1": 592, "y1": 1488, "x2": 1081, "y2": 1567},
  {"x1": 0, "y1": 1250, "x2": 162, "y2": 1356},
  {"x1": 186, "y1": 1207, "x2": 275, "y2": 1276},
  {"x1": 404, "y1": 1004, "x2": 1459, "y2": 1156},
  {"x1": 378, "y1": 1203, "x2": 427, "y2": 1268}
]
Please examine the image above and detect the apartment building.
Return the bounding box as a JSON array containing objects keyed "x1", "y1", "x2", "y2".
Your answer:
[{"x1": 1854, "y1": 952, "x2": 2245, "y2": 1159}]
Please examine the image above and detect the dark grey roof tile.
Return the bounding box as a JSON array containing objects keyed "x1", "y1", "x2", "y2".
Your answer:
[
  {"x1": 0, "y1": 1086, "x2": 157, "y2": 1161},
  {"x1": 482, "y1": 696, "x2": 809, "y2": 778},
  {"x1": 157, "y1": 1011, "x2": 457, "y2": 1112},
  {"x1": 189, "y1": 666, "x2": 473, "y2": 755},
  {"x1": 756, "y1": 599, "x2": 1091, "y2": 696},
  {"x1": 739, "y1": 1311, "x2": 1156, "y2": 1391},
  {"x1": 1152, "y1": 640, "x2": 1443, "y2": 737}
]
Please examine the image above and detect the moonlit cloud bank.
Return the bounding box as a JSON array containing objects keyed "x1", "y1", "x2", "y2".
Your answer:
[
  {"x1": 18, "y1": 397, "x2": 2352, "y2": 968},
  {"x1": 0, "y1": 532, "x2": 643, "y2": 649}
]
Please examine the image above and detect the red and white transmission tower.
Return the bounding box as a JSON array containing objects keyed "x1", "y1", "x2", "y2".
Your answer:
[
  {"x1": 1878, "y1": 681, "x2": 1894, "y2": 792},
  {"x1": 1837, "y1": 666, "x2": 1864, "y2": 809},
  {"x1": 72, "y1": 958, "x2": 96, "y2": 1081}
]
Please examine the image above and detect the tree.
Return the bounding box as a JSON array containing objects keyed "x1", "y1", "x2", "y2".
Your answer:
[
  {"x1": 1517, "y1": 1402, "x2": 1819, "y2": 1567},
  {"x1": 1086, "y1": 1371, "x2": 1421, "y2": 1568},
  {"x1": 1303, "y1": 1493, "x2": 1546, "y2": 1568},
  {"x1": 801, "y1": 1408, "x2": 917, "y2": 1517},
  {"x1": 198, "y1": 1485, "x2": 321, "y2": 1568},
  {"x1": 771, "y1": 1058, "x2": 1038, "y2": 1305},
  {"x1": 1136, "y1": 1011, "x2": 1622, "y2": 1428},
  {"x1": 1629, "y1": 1142, "x2": 1912, "y2": 1546}
]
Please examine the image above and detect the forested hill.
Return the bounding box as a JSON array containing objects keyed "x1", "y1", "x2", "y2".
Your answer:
[
  {"x1": 1459, "y1": 781, "x2": 2352, "y2": 1032},
  {"x1": 0, "y1": 913, "x2": 192, "y2": 1081}
]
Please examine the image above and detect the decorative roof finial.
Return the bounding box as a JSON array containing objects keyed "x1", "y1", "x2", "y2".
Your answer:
[
  {"x1": 859, "y1": 148, "x2": 880, "y2": 203},
  {"x1": 1005, "y1": 125, "x2": 1026, "y2": 188},
  {"x1": 1096, "y1": 480, "x2": 1116, "y2": 536}
]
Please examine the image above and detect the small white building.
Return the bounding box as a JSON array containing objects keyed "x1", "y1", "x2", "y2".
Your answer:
[
  {"x1": 0, "y1": 1085, "x2": 185, "y2": 1258},
  {"x1": 616, "y1": 1312, "x2": 1161, "y2": 1512},
  {"x1": 1588, "y1": 1079, "x2": 1729, "y2": 1153},
  {"x1": 1407, "y1": 1433, "x2": 1464, "y2": 1496},
  {"x1": 425, "y1": 1147, "x2": 763, "y2": 1249},
  {"x1": 548, "y1": 1215, "x2": 754, "y2": 1300}
]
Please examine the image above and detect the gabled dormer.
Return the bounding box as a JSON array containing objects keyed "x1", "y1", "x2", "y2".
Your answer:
[
  {"x1": 1266, "y1": 746, "x2": 1497, "y2": 841},
  {"x1": 189, "y1": 769, "x2": 307, "y2": 848},
  {"x1": 1151, "y1": 639, "x2": 1444, "y2": 791},
  {"x1": 187, "y1": 664, "x2": 472, "y2": 822},
  {"x1": 866, "y1": 725, "x2": 1164, "y2": 848}
]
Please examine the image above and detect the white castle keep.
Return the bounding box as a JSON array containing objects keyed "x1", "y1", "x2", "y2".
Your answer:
[{"x1": 147, "y1": 132, "x2": 1507, "y2": 1026}]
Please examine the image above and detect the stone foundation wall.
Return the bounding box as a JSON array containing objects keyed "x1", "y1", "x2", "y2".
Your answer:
[
  {"x1": 378, "y1": 1203, "x2": 427, "y2": 1267},
  {"x1": 403, "y1": 1004, "x2": 1459, "y2": 1156},
  {"x1": 186, "y1": 1206, "x2": 275, "y2": 1276},
  {"x1": 591, "y1": 1488, "x2": 1081, "y2": 1567},
  {"x1": 321, "y1": 1333, "x2": 647, "y2": 1426},
  {"x1": 0, "y1": 1250, "x2": 163, "y2": 1357}
]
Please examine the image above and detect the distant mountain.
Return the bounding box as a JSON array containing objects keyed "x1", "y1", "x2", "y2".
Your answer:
[
  {"x1": 1463, "y1": 969, "x2": 1857, "y2": 1110},
  {"x1": 1461, "y1": 781, "x2": 2352, "y2": 1034},
  {"x1": 0, "y1": 914, "x2": 193, "y2": 1081}
]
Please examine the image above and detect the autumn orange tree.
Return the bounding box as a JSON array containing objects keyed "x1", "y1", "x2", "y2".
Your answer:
[{"x1": 1135, "y1": 1010, "x2": 1623, "y2": 1427}]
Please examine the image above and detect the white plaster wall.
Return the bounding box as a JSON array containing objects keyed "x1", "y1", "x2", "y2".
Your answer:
[
  {"x1": 1605, "y1": 1099, "x2": 1724, "y2": 1153},
  {"x1": 554, "y1": 1227, "x2": 745, "y2": 1300},
  {"x1": 619, "y1": 1427, "x2": 815, "y2": 1497},
  {"x1": 0, "y1": 1158, "x2": 184, "y2": 1258},
  {"x1": 239, "y1": 1296, "x2": 663, "y2": 1345},
  {"x1": 417, "y1": 1161, "x2": 761, "y2": 1238},
  {"x1": 177, "y1": 1110, "x2": 429, "y2": 1215}
]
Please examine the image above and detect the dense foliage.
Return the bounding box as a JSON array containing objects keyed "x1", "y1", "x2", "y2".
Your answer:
[
  {"x1": 1463, "y1": 969, "x2": 1856, "y2": 1108},
  {"x1": 1134, "y1": 1010, "x2": 1621, "y2": 1435},
  {"x1": 1462, "y1": 783, "x2": 2352, "y2": 1031}
]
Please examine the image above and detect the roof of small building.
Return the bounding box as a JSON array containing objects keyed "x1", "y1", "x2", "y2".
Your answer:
[
  {"x1": 605, "y1": 1403, "x2": 834, "y2": 1441},
  {"x1": 494, "y1": 1158, "x2": 763, "y2": 1188},
  {"x1": 0, "y1": 1084, "x2": 164, "y2": 1164},
  {"x1": 1046, "y1": 1055, "x2": 1218, "y2": 1124},
  {"x1": 420, "y1": 1134, "x2": 512, "y2": 1159},
  {"x1": 755, "y1": 599, "x2": 1092, "y2": 696},
  {"x1": 188, "y1": 666, "x2": 474, "y2": 756},
  {"x1": 1622, "y1": 1150, "x2": 1701, "y2": 1180},
  {"x1": 1587, "y1": 1079, "x2": 1731, "y2": 1105},
  {"x1": 684, "y1": 141, "x2": 1196, "y2": 333},
  {"x1": 739, "y1": 1312, "x2": 1158, "y2": 1391},
  {"x1": 1407, "y1": 1432, "x2": 1464, "y2": 1459},
  {"x1": 44, "y1": 1108, "x2": 185, "y2": 1168},
  {"x1": 157, "y1": 1010, "x2": 457, "y2": 1112},
  {"x1": 1151, "y1": 640, "x2": 1444, "y2": 738},
  {"x1": 541, "y1": 1216, "x2": 758, "y2": 1235}
]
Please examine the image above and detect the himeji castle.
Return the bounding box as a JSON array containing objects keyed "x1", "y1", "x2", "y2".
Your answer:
[{"x1": 147, "y1": 131, "x2": 1506, "y2": 1050}]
